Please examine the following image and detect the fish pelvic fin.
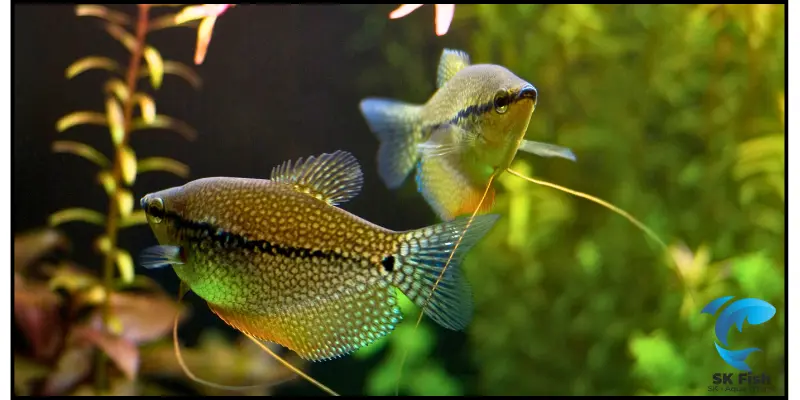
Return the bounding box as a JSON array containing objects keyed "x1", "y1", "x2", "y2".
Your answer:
[
  {"x1": 140, "y1": 245, "x2": 184, "y2": 269},
  {"x1": 437, "y1": 48, "x2": 471, "y2": 89},
  {"x1": 394, "y1": 214, "x2": 500, "y2": 331},
  {"x1": 358, "y1": 98, "x2": 423, "y2": 189},
  {"x1": 270, "y1": 150, "x2": 363, "y2": 206},
  {"x1": 207, "y1": 283, "x2": 402, "y2": 363}
]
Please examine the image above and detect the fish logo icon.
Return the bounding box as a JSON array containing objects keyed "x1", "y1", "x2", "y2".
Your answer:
[{"x1": 700, "y1": 296, "x2": 776, "y2": 372}]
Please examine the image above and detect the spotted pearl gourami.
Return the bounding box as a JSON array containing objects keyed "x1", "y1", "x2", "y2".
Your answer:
[
  {"x1": 359, "y1": 48, "x2": 576, "y2": 221},
  {"x1": 139, "y1": 150, "x2": 499, "y2": 362}
]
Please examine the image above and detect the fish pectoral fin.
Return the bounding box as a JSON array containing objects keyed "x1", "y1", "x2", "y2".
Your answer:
[
  {"x1": 139, "y1": 245, "x2": 184, "y2": 269},
  {"x1": 270, "y1": 150, "x2": 364, "y2": 206},
  {"x1": 416, "y1": 125, "x2": 495, "y2": 221},
  {"x1": 518, "y1": 139, "x2": 577, "y2": 162},
  {"x1": 437, "y1": 49, "x2": 471, "y2": 89},
  {"x1": 209, "y1": 284, "x2": 402, "y2": 362}
]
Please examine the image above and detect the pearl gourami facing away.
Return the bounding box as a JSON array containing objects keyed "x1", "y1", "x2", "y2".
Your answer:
[
  {"x1": 139, "y1": 150, "x2": 499, "y2": 362},
  {"x1": 359, "y1": 48, "x2": 576, "y2": 221}
]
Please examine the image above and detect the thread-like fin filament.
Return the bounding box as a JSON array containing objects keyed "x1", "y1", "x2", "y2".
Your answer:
[
  {"x1": 394, "y1": 172, "x2": 498, "y2": 396},
  {"x1": 171, "y1": 283, "x2": 339, "y2": 395},
  {"x1": 505, "y1": 167, "x2": 698, "y2": 308}
]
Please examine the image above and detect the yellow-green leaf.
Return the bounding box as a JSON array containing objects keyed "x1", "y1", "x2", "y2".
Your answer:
[
  {"x1": 119, "y1": 146, "x2": 138, "y2": 186},
  {"x1": 104, "y1": 23, "x2": 137, "y2": 53},
  {"x1": 56, "y1": 112, "x2": 107, "y2": 132},
  {"x1": 115, "y1": 249, "x2": 135, "y2": 284},
  {"x1": 175, "y1": 4, "x2": 213, "y2": 24},
  {"x1": 66, "y1": 56, "x2": 119, "y2": 79},
  {"x1": 104, "y1": 78, "x2": 129, "y2": 103},
  {"x1": 143, "y1": 47, "x2": 164, "y2": 89},
  {"x1": 75, "y1": 4, "x2": 130, "y2": 26},
  {"x1": 131, "y1": 115, "x2": 197, "y2": 141},
  {"x1": 133, "y1": 93, "x2": 156, "y2": 123},
  {"x1": 105, "y1": 97, "x2": 125, "y2": 146},
  {"x1": 120, "y1": 210, "x2": 148, "y2": 228},
  {"x1": 148, "y1": 14, "x2": 200, "y2": 32},
  {"x1": 116, "y1": 190, "x2": 134, "y2": 219},
  {"x1": 137, "y1": 157, "x2": 190, "y2": 178},
  {"x1": 139, "y1": 61, "x2": 201, "y2": 90},
  {"x1": 96, "y1": 170, "x2": 116, "y2": 196},
  {"x1": 95, "y1": 235, "x2": 111, "y2": 254},
  {"x1": 52, "y1": 141, "x2": 111, "y2": 168},
  {"x1": 49, "y1": 208, "x2": 105, "y2": 227}
]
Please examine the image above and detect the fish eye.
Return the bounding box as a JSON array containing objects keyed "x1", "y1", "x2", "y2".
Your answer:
[
  {"x1": 493, "y1": 89, "x2": 511, "y2": 114},
  {"x1": 147, "y1": 197, "x2": 165, "y2": 224}
]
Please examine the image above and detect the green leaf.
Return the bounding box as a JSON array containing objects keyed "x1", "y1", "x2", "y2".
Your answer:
[
  {"x1": 133, "y1": 93, "x2": 156, "y2": 124},
  {"x1": 137, "y1": 157, "x2": 189, "y2": 178},
  {"x1": 139, "y1": 61, "x2": 202, "y2": 90},
  {"x1": 116, "y1": 189, "x2": 134, "y2": 219},
  {"x1": 119, "y1": 146, "x2": 137, "y2": 186},
  {"x1": 143, "y1": 47, "x2": 164, "y2": 89},
  {"x1": 52, "y1": 141, "x2": 110, "y2": 168},
  {"x1": 104, "y1": 78, "x2": 129, "y2": 103},
  {"x1": 75, "y1": 4, "x2": 130, "y2": 25},
  {"x1": 131, "y1": 115, "x2": 197, "y2": 141},
  {"x1": 104, "y1": 23, "x2": 137, "y2": 52},
  {"x1": 56, "y1": 112, "x2": 107, "y2": 132},
  {"x1": 115, "y1": 249, "x2": 135, "y2": 285},
  {"x1": 49, "y1": 208, "x2": 105, "y2": 227},
  {"x1": 731, "y1": 252, "x2": 783, "y2": 300},
  {"x1": 66, "y1": 56, "x2": 119, "y2": 79},
  {"x1": 105, "y1": 97, "x2": 125, "y2": 146},
  {"x1": 120, "y1": 210, "x2": 147, "y2": 228}
]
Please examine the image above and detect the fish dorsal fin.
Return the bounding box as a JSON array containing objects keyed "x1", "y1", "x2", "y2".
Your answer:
[
  {"x1": 437, "y1": 49, "x2": 471, "y2": 89},
  {"x1": 270, "y1": 150, "x2": 363, "y2": 206}
]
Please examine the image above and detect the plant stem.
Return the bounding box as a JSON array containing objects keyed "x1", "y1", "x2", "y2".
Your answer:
[{"x1": 95, "y1": 4, "x2": 151, "y2": 393}]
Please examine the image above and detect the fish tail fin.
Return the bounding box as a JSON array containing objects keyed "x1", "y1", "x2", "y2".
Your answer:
[
  {"x1": 170, "y1": 283, "x2": 332, "y2": 395},
  {"x1": 358, "y1": 98, "x2": 424, "y2": 189},
  {"x1": 393, "y1": 213, "x2": 500, "y2": 331}
]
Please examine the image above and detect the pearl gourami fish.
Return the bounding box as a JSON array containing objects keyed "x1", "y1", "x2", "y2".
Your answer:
[
  {"x1": 138, "y1": 150, "x2": 499, "y2": 363},
  {"x1": 359, "y1": 48, "x2": 576, "y2": 221}
]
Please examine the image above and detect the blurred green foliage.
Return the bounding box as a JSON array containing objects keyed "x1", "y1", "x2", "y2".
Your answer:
[{"x1": 349, "y1": 4, "x2": 785, "y2": 396}]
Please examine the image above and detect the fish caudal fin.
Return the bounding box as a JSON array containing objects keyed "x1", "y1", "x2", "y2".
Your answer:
[
  {"x1": 394, "y1": 214, "x2": 500, "y2": 330},
  {"x1": 358, "y1": 98, "x2": 423, "y2": 189}
]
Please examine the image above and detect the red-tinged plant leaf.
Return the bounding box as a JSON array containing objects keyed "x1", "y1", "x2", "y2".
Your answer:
[
  {"x1": 14, "y1": 229, "x2": 68, "y2": 272},
  {"x1": 75, "y1": 326, "x2": 139, "y2": 381},
  {"x1": 14, "y1": 274, "x2": 64, "y2": 361},
  {"x1": 139, "y1": 330, "x2": 300, "y2": 395},
  {"x1": 91, "y1": 291, "x2": 187, "y2": 345},
  {"x1": 42, "y1": 341, "x2": 94, "y2": 396}
]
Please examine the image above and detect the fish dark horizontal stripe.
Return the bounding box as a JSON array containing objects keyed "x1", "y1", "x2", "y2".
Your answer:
[
  {"x1": 424, "y1": 88, "x2": 532, "y2": 132},
  {"x1": 160, "y1": 210, "x2": 356, "y2": 263}
]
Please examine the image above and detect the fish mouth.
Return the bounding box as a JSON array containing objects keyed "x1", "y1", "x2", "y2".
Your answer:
[
  {"x1": 140, "y1": 196, "x2": 147, "y2": 210},
  {"x1": 516, "y1": 85, "x2": 538, "y2": 105}
]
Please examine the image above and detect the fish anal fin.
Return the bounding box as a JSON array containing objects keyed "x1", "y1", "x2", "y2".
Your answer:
[
  {"x1": 208, "y1": 284, "x2": 402, "y2": 362},
  {"x1": 270, "y1": 150, "x2": 363, "y2": 206},
  {"x1": 437, "y1": 49, "x2": 471, "y2": 89}
]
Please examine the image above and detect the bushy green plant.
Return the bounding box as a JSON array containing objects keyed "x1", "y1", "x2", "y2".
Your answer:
[{"x1": 349, "y1": 4, "x2": 785, "y2": 395}]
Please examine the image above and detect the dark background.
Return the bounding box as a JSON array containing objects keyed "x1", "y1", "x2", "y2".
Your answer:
[{"x1": 13, "y1": 3, "x2": 455, "y2": 395}]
